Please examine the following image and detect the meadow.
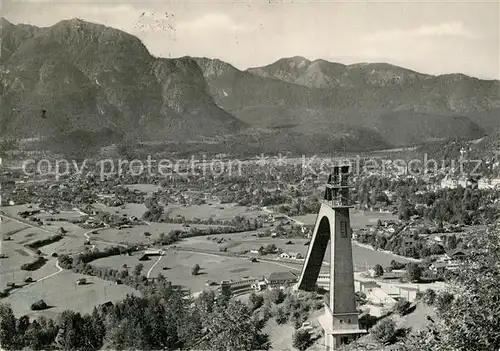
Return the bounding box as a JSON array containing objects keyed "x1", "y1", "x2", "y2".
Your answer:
[{"x1": 7, "y1": 270, "x2": 138, "y2": 319}]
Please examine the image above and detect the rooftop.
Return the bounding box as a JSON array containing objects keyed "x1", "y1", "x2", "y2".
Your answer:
[{"x1": 266, "y1": 271, "x2": 298, "y2": 281}]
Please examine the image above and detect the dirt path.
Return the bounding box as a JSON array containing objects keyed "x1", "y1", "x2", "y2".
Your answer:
[{"x1": 146, "y1": 252, "x2": 164, "y2": 278}]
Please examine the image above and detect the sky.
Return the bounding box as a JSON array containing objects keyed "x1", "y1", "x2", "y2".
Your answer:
[{"x1": 2, "y1": 0, "x2": 499, "y2": 79}]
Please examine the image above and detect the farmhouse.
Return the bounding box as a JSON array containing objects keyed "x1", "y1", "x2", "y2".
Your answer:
[
  {"x1": 249, "y1": 246, "x2": 265, "y2": 255},
  {"x1": 144, "y1": 249, "x2": 163, "y2": 256},
  {"x1": 398, "y1": 286, "x2": 420, "y2": 303},
  {"x1": 446, "y1": 248, "x2": 468, "y2": 259},
  {"x1": 478, "y1": 177, "x2": 500, "y2": 190},
  {"x1": 272, "y1": 214, "x2": 288, "y2": 222},
  {"x1": 354, "y1": 280, "x2": 380, "y2": 293}
]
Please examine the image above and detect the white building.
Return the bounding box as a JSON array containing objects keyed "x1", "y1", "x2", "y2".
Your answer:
[
  {"x1": 280, "y1": 252, "x2": 302, "y2": 260},
  {"x1": 478, "y1": 178, "x2": 500, "y2": 190}
]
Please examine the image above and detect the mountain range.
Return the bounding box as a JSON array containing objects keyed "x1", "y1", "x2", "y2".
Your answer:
[{"x1": 1, "y1": 17, "x2": 499, "y2": 155}]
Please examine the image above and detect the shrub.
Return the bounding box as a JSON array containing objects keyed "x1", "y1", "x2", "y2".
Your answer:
[
  {"x1": 26, "y1": 235, "x2": 63, "y2": 250},
  {"x1": 292, "y1": 329, "x2": 312, "y2": 351},
  {"x1": 133, "y1": 264, "x2": 144, "y2": 276},
  {"x1": 359, "y1": 313, "x2": 378, "y2": 329},
  {"x1": 371, "y1": 318, "x2": 397, "y2": 345},
  {"x1": 31, "y1": 299, "x2": 48, "y2": 311},
  {"x1": 390, "y1": 260, "x2": 406, "y2": 270},
  {"x1": 248, "y1": 292, "x2": 264, "y2": 312},
  {"x1": 394, "y1": 298, "x2": 410, "y2": 315},
  {"x1": 20, "y1": 257, "x2": 47, "y2": 271},
  {"x1": 355, "y1": 292, "x2": 368, "y2": 306},
  {"x1": 191, "y1": 264, "x2": 201, "y2": 276}
]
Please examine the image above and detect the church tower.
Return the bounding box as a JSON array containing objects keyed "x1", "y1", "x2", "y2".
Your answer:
[{"x1": 296, "y1": 164, "x2": 366, "y2": 349}]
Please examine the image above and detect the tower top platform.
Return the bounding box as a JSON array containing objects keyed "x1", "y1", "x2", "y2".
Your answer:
[{"x1": 323, "y1": 166, "x2": 353, "y2": 208}]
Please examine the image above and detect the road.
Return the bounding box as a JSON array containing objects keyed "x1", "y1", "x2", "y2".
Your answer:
[
  {"x1": 84, "y1": 229, "x2": 96, "y2": 250},
  {"x1": 146, "y1": 251, "x2": 164, "y2": 278}
]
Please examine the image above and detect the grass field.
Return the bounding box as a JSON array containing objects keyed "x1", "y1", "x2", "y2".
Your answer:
[
  {"x1": 179, "y1": 231, "x2": 413, "y2": 271},
  {"x1": 93, "y1": 202, "x2": 148, "y2": 220},
  {"x1": 294, "y1": 210, "x2": 398, "y2": 229},
  {"x1": 10, "y1": 227, "x2": 55, "y2": 246},
  {"x1": 94, "y1": 221, "x2": 223, "y2": 245},
  {"x1": 146, "y1": 250, "x2": 294, "y2": 292},
  {"x1": 0, "y1": 204, "x2": 41, "y2": 216},
  {"x1": 92, "y1": 251, "x2": 157, "y2": 273},
  {"x1": 166, "y1": 203, "x2": 266, "y2": 221},
  {"x1": 0, "y1": 218, "x2": 30, "y2": 236},
  {"x1": 7, "y1": 270, "x2": 138, "y2": 319}
]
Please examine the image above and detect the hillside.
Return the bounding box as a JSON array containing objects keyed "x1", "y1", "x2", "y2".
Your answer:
[
  {"x1": 1, "y1": 17, "x2": 498, "y2": 154},
  {"x1": 0, "y1": 18, "x2": 244, "y2": 143},
  {"x1": 195, "y1": 56, "x2": 499, "y2": 148}
]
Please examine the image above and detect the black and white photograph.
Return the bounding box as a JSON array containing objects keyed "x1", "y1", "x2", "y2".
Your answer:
[{"x1": 0, "y1": 0, "x2": 499, "y2": 350}]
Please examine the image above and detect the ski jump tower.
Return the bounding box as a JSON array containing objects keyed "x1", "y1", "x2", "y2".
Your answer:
[{"x1": 296, "y1": 164, "x2": 367, "y2": 350}]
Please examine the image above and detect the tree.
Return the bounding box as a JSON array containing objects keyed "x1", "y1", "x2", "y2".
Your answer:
[
  {"x1": 191, "y1": 264, "x2": 201, "y2": 276},
  {"x1": 274, "y1": 307, "x2": 288, "y2": 324},
  {"x1": 133, "y1": 263, "x2": 144, "y2": 276},
  {"x1": 263, "y1": 289, "x2": 286, "y2": 305},
  {"x1": 195, "y1": 290, "x2": 216, "y2": 317},
  {"x1": 197, "y1": 299, "x2": 270, "y2": 350},
  {"x1": 158, "y1": 230, "x2": 181, "y2": 245},
  {"x1": 371, "y1": 318, "x2": 397, "y2": 345},
  {"x1": 24, "y1": 319, "x2": 43, "y2": 350},
  {"x1": 435, "y1": 291, "x2": 454, "y2": 313},
  {"x1": 398, "y1": 197, "x2": 412, "y2": 221},
  {"x1": 264, "y1": 244, "x2": 277, "y2": 254},
  {"x1": 429, "y1": 244, "x2": 445, "y2": 255},
  {"x1": 422, "y1": 289, "x2": 437, "y2": 305},
  {"x1": 248, "y1": 292, "x2": 264, "y2": 312},
  {"x1": 403, "y1": 226, "x2": 500, "y2": 351},
  {"x1": 0, "y1": 303, "x2": 17, "y2": 349},
  {"x1": 292, "y1": 329, "x2": 312, "y2": 351},
  {"x1": 81, "y1": 309, "x2": 105, "y2": 349},
  {"x1": 446, "y1": 235, "x2": 458, "y2": 250},
  {"x1": 406, "y1": 263, "x2": 422, "y2": 282},
  {"x1": 56, "y1": 310, "x2": 86, "y2": 350},
  {"x1": 15, "y1": 315, "x2": 30, "y2": 347},
  {"x1": 373, "y1": 264, "x2": 384, "y2": 277}
]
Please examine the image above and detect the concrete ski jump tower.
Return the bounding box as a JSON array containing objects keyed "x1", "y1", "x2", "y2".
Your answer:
[{"x1": 296, "y1": 164, "x2": 367, "y2": 349}]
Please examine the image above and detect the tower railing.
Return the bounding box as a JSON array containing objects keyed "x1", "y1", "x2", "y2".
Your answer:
[
  {"x1": 322, "y1": 195, "x2": 352, "y2": 207},
  {"x1": 329, "y1": 175, "x2": 349, "y2": 187}
]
